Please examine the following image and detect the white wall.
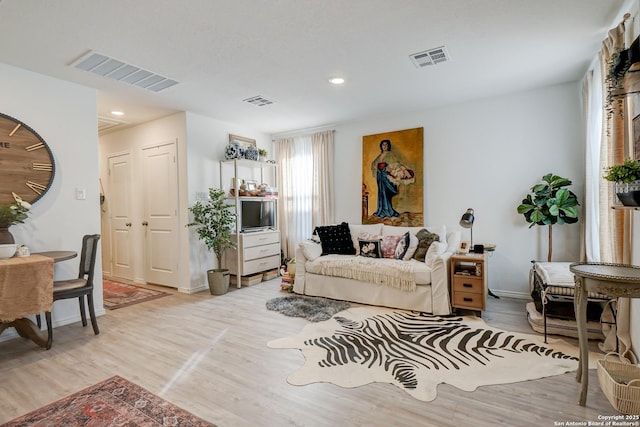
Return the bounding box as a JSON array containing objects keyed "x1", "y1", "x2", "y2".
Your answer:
[
  {"x1": 0, "y1": 62, "x2": 102, "y2": 341},
  {"x1": 184, "y1": 112, "x2": 271, "y2": 290},
  {"x1": 99, "y1": 113, "x2": 189, "y2": 289},
  {"x1": 99, "y1": 111, "x2": 271, "y2": 293},
  {"x1": 333, "y1": 82, "x2": 584, "y2": 297}
]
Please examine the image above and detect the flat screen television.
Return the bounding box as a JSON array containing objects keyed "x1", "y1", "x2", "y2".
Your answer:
[{"x1": 240, "y1": 199, "x2": 276, "y2": 232}]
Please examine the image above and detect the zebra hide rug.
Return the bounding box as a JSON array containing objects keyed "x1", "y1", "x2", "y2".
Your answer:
[{"x1": 267, "y1": 306, "x2": 591, "y2": 402}]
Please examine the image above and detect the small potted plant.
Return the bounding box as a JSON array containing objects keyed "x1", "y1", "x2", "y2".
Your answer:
[
  {"x1": 0, "y1": 192, "x2": 30, "y2": 244},
  {"x1": 604, "y1": 158, "x2": 640, "y2": 206},
  {"x1": 187, "y1": 187, "x2": 237, "y2": 295},
  {"x1": 258, "y1": 148, "x2": 268, "y2": 162}
]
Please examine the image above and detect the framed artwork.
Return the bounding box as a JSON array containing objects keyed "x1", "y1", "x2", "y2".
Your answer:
[
  {"x1": 458, "y1": 241, "x2": 470, "y2": 254},
  {"x1": 245, "y1": 180, "x2": 257, "y2": 191},
  {"x1": 633, "y1": 114, "x2": 640, "y2": 160},
  {"x1": 362, "y1": 127, "x2": 424, "y2": 226},
  {"x1": 229, "y1": 134, "x2": 256, "y2": 146}
]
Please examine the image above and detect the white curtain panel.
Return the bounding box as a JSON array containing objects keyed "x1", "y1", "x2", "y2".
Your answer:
[
  {"x1": 311, "y1": 130, "x2": 335, "y2": 229},
  {"x1": 276, "y1": 130, "x2": 335, "y2": 259},
  {"x1": 587, "y1": 16, "x2": 636, "y2": 363},
  {"x1": 582, "y1": 63, "x2": 603, "y2": 262}
]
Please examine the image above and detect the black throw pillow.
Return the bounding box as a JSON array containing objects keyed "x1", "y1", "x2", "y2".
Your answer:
[{"x1": 315, "y1": 222, "x2": 356, "y2": 255}]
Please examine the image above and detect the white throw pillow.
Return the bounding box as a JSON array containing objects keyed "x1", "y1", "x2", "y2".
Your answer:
[
  {"x1": 424, "y1": 241, "x2": 447, "y2": 268},
  {"x1": 299, "y1": 241, "x2": 322, "y2": 261},
  {"x1": 394, "y1": 231, "x2": 419, "y2": 261},
  {"x1": 446, "y1": 229, "x2": 462, "y2": 254},
  {"x1": 404, "y1": 232, "x2": 420, "y2": 260}
]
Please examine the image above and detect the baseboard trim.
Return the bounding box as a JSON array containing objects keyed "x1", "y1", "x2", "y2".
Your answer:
[{"x1": 487, "y1": 289, "x2": 530, "y2": 299}]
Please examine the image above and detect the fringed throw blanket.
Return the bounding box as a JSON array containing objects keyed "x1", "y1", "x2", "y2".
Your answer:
[{"x1": 315, "y1": 256, "x2": 416, "y2": 291}]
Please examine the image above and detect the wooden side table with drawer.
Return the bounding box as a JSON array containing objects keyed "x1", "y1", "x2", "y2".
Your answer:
[{"x1": 450, "y1": 253, "x2": 488, "y2": 315}]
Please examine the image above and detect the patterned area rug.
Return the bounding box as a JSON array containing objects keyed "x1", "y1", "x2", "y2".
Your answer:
[
  {"x1": 2, "y1": 375, "x2": 215, "y2": 426},
  {"x1": 103, "y1": 280, "x2": 169, "y2": 310},
  {"x1": 268, "y1": 306, "x2": 596, "y2": 402}
]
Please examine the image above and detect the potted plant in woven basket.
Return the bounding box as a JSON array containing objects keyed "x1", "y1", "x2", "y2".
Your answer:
[
  {"x1": 187, "y1": 187, "x2": 237, "y2": 295},
  {"x1": 604, "y1": 158, "x2": 640, "y2": 206}
]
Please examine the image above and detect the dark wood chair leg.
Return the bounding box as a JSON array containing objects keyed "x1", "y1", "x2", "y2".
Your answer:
[
  {"x1": 78, "y1": 296, "x2": 87, "y2": 327},
  {"x1": 87, "y1": 293, "x2": 99, "y2": 335},
  {"x1": 45, "y1": 311, "x2": 53, "y2": 350}
]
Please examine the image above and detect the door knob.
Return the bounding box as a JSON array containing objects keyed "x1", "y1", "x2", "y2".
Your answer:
[
  {"x1": 125, "y1": 222, "x2": 132, "y2": 227},
  {"x1": 142, "y1": 221, "x2": 149, "y2": 226}
]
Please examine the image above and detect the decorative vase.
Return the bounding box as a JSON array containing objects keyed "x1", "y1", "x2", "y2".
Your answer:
[
  {"x1": 0, "y1": 227, "x2": 14, "y2": 244},
  {"x1": 224, "y1": 142, "x2": 242, "y2": 160},
  {"x1": 244, "y1": 145, "x2": 259, "y2": 161},
  {"x1": 615, "y1": 181, "x2": 640, "y2": 206}
]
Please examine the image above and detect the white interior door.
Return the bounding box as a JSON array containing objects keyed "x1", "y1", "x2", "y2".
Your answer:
[
  {"x1": 142, "y1": 141, "x2": 179, "y2": 287},
  {"x1": 108, "y1": 152, "x2": 134, "y2": 281}
]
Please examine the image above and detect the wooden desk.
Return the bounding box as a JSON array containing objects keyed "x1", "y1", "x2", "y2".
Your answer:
[{"x1": 570, "y1": 262, "x2": 640, "y2": 406}]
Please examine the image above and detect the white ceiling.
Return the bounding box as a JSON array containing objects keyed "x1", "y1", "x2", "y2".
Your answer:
[{"x1": 0, "y1": 0, "x2": 628, "y2": 134}]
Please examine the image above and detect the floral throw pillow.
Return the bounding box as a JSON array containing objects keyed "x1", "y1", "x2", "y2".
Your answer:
[
  {"x1": 381, "y1": 235, "x2": 402, "y2": 258},
  {"x1": 358, "y1": 239, "x2": 382, "y2": 258}
]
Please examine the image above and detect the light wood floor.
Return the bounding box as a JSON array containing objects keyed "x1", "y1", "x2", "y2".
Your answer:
[{"x1": 0, "y1": 280, "x2": 618, "y2": 427}]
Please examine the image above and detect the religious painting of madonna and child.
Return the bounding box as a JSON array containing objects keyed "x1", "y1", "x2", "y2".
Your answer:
[{"x1": 362, "y1": 127, "x2": 424, "y2": 226}]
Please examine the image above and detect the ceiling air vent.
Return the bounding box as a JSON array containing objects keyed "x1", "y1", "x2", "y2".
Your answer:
[
  {"x1": 70, "y1": 50, "x2": 179, "y2": 92},
  {"x1": 409, "y1": 46, "x2": 450, "y2": 68},
  {"x1": 243, "y1": 95, "x2": 274, "y2": 107}
]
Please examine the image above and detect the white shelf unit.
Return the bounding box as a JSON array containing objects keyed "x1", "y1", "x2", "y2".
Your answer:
[{"x1": 219, "y1": 159, "x2": 280, "y2": 287}]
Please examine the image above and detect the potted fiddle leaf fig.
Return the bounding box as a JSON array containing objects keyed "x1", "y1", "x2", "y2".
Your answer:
[
  {"x1": 604, "y1": 158, "x2": 640, "y2": 206},
  {"x1": 517, "y1": 173, "x2": 579, "y2": 262},
  {"x1": 187, "y1": 187, "x2": 237, "y2": 295}
]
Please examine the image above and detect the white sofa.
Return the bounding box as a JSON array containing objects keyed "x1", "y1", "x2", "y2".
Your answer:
[{"x1": 293, "y1": 224, "x2": 460, "y2": 315}]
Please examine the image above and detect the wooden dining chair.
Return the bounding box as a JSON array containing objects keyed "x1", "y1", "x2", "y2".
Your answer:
[{"x1": 38, "y1": 234, "x2": 101, "y2": 349}]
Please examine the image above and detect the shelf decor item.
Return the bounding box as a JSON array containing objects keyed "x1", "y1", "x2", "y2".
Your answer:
[
  {"x1": 244, "y1": 144, "x2": 259, "y2": 161},
  {"x1": 224, "y1": 140, "x2": 243, "y2": 160}
]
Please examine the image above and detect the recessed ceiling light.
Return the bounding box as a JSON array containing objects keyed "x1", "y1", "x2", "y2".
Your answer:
[
  {"x1": 328, "y1": 77, "x2": 345, "y2": 85},
  {"x1": 111, "y1": 110, "x2": 125, "y2": 116}
]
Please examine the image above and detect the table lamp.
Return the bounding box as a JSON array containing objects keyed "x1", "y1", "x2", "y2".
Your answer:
[{"x1": 459, "y1": 208, "x2": 475, "y2": 249}]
